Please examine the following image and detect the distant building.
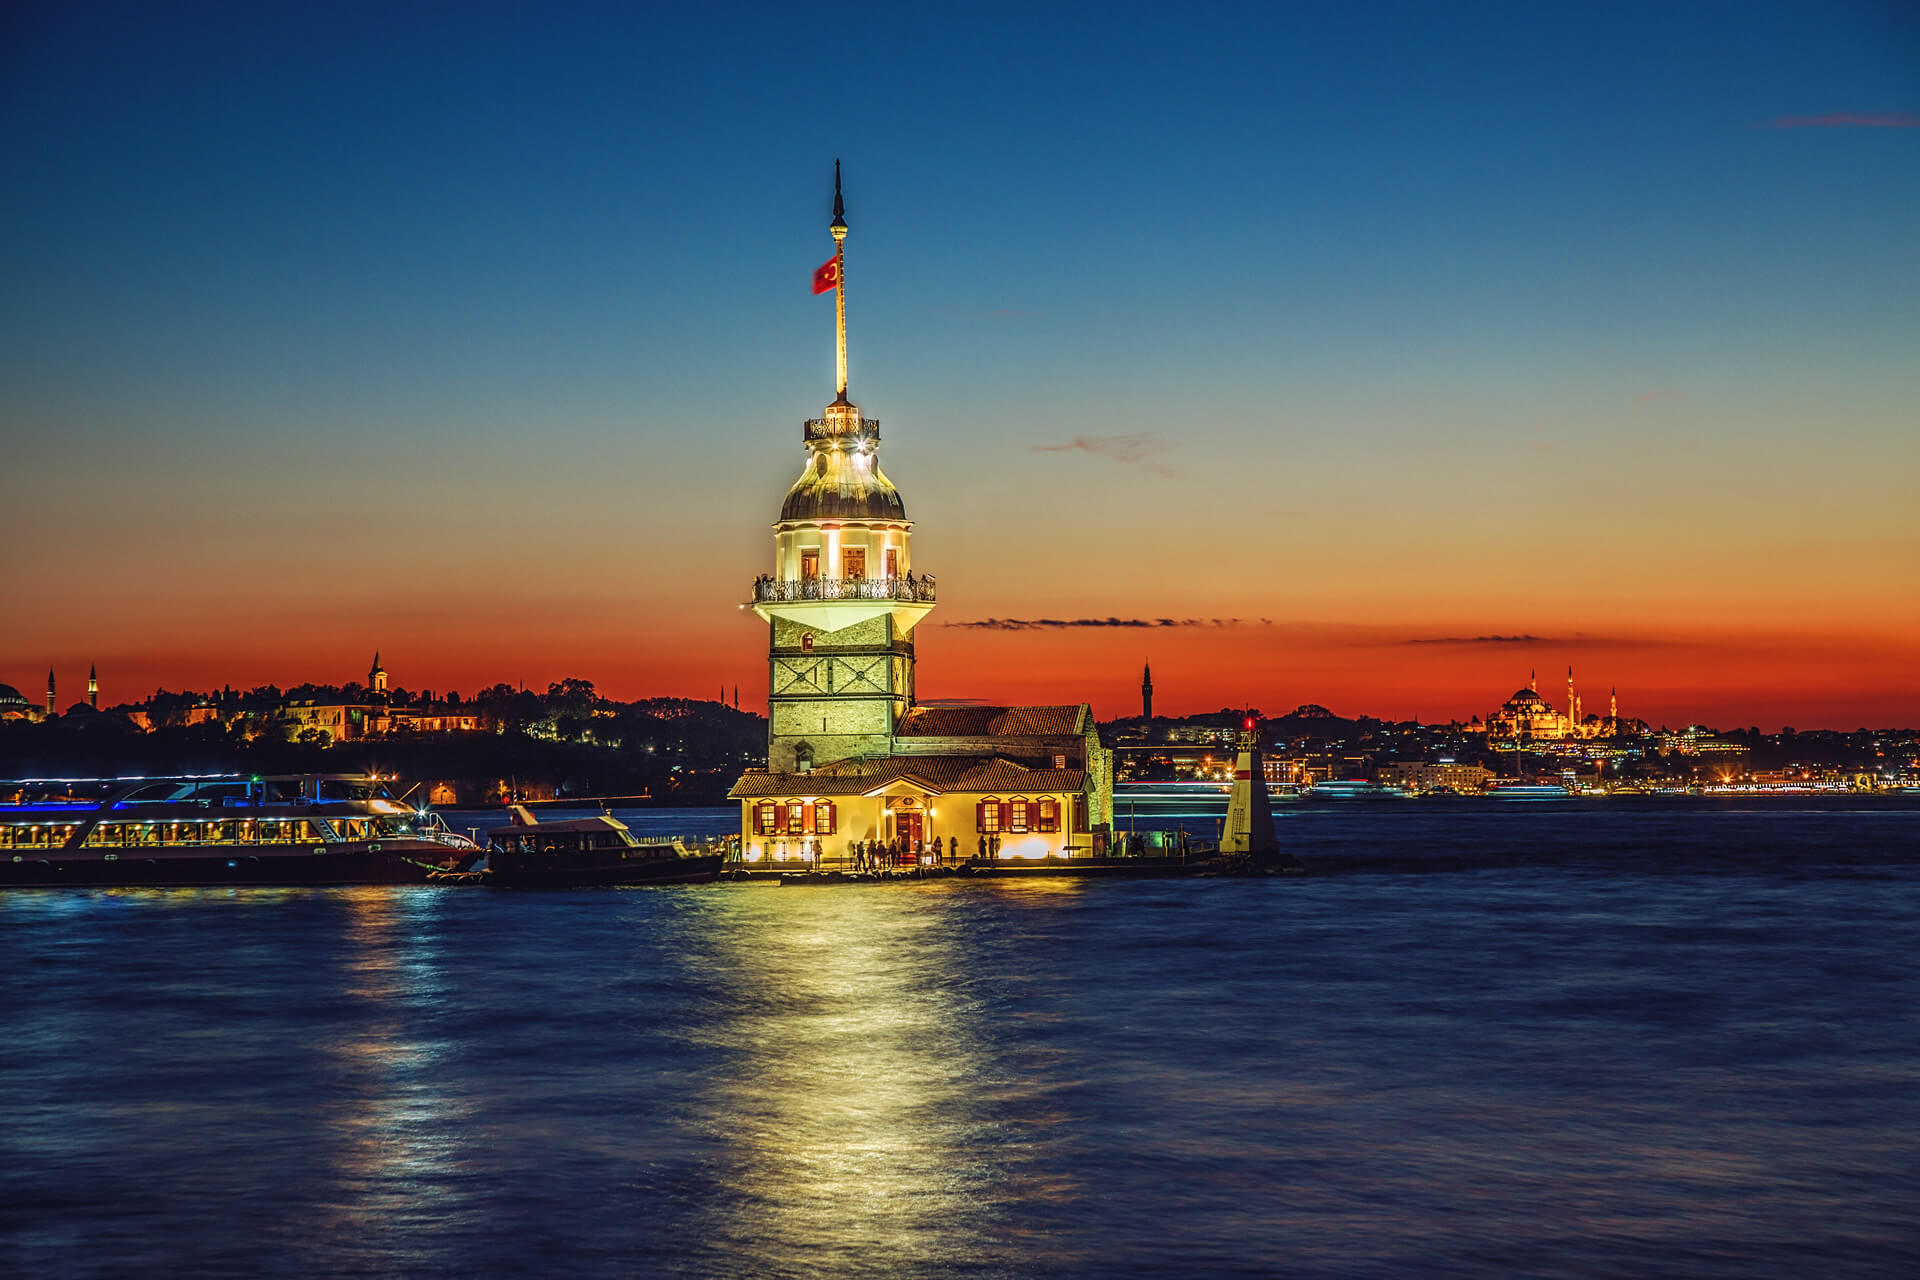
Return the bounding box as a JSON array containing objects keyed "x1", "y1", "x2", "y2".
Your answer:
[
  {"x1": 277, "y1": 654, "x2": 478, "y2": 741},
  {"x1": 0, "y1": 683, "x2": 44, "y2": 723},
  {"x1": 1486, "y1": 669, "x2": 1641, "y2": 742},
  {"x1": 1377, "y1": 761, "x2": 1492, "y2": 793}
]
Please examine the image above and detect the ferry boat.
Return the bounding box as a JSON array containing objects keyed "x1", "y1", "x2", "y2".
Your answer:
[
  {"x1": 1303, "y1": 779, "x2": 1407, "y2": 801},
  {"x1": 0, "y1": 774, "x2": 484, "y2": 888},
  {"x1": 485, "y1": 806, "x2": 725, "y2": 887},
  {"x1": 1484, "y1": 782, "x2": 1573, "y2": 801}
]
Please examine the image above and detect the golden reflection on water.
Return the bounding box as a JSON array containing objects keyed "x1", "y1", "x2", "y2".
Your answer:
[
  {"x1": 693, "y1": 883, "x2": 1079, "y2": 1270},
  {"x1": 317, "y1": 888, "x2": 471, "y2": 1250}
]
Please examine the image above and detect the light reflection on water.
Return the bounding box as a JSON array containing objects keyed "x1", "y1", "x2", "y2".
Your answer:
[{"x1": 4, "y1": 804, "x2": 1920, "y2": 1277}]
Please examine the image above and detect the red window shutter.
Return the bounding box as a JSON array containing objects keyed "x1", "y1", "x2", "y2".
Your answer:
[
  {"x1": 802, "y1": 802, "x2": 814, "y2": 833},
  {"x1": 976, "y1": 799, "x2": 986, "y2": 830}
]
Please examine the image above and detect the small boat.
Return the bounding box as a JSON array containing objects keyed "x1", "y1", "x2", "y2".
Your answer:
[{"x1": 484, "y1": 806, "x2": 723, "y2": 887}]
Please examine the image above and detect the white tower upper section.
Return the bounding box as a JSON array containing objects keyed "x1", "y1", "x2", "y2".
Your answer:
[{"x1": 749, "y1": 163, "x2": 934, "y2": 636}]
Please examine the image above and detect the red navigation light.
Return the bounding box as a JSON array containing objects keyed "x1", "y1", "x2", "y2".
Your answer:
[{"x1": 1244, "y1": 718, "x2": 1255, "y2": 731}]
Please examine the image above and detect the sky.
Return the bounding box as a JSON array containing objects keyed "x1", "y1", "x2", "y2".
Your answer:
[{"x1": 2, "y1": 1, "x2": 1916, "y2": 729}]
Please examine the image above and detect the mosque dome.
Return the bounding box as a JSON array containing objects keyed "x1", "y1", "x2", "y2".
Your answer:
[{"x1": 0, "y1": 683, "x2": 27, "y2": 707}]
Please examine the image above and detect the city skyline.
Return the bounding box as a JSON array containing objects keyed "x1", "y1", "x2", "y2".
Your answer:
[{"x1": 4, "y1": 3, "x2": 1917, "y2": 730}]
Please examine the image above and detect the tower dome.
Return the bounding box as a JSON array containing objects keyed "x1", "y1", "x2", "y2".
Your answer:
[{"x1": 779, "y1": 409, "x2": 907, "y2": 522}]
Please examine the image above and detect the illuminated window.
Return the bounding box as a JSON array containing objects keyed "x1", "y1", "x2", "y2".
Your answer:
[
  {"x1": 885, "y1": 549, "x2": 899, "y2": 579},
  {"x1": 1053, "y1": 753, "x2": 1066, "y2": 769},
  {"x1": 1008, "y1": 798, "x2": 1030, "y2": 832},
  {"x1": 843, "y1": 548, "x2": 865, "y2": 579},
  {"x1": 1038, "y1": 799, "x2": 1060, "y2": 832},
  {"x1": 800, "y1": 550, "x2": 820, "y2": 580},
  {"x1": 786, "y1": 803, "x2": 806, "y2": 835},
  {"x1": 978, "y1": 799, "x2": 1002, "y2": 833},
  {"x1": 814, "y1": 801, "x2": 836, "y2": 835}
]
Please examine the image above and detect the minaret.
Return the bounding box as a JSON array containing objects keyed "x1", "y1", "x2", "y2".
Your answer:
[
  {"x1": 751, "y1": 164, "x2": 932, "y2": 772},
  {"x1": 1141, "y1": 661, "x2": 1154, "y2": 721},
  {"x1": 1567, "y1": 665, "x2": 1576, "y2": 732},
  {"x1": 88, "y1": 664, "x2": 98, "y2": 710},
  {"x1": 46, "y1": 667, "x2": 55, "y2": 716},
  {"x1": 1610, "y1": 687, "x2": 1618, "y2": 720},
  {"x1": 1529, "y1": 668, "x2": 1536, "y2": 692}
]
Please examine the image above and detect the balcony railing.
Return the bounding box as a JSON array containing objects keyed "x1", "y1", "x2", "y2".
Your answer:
[
  {"x1": 752, "y1": 574, "x2": 935, "y2": 604},
  {"x1": 804, "y1": 417, "x2": 881, "y2": 443}
]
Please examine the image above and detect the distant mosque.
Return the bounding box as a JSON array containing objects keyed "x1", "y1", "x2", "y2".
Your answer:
[
  {"x1": 0, "y1": 664, "x2": 100, "y2": 723},
  {"x1": 729, "y1": 166, "x2": 1114, "y2": 862},
  {"x1": 1473, "y1": 667, "x2": 1643, "y2": 741}
]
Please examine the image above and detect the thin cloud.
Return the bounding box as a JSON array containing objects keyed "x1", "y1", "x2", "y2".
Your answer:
[
  {"x1": 1399, "y1": 633, "x2": 1686, "y2": 650},
  {"x1": 1770, "y1": 112, "x2": 1918, "y2": 129},
  {"x1": 1033, "y1": 432, "x2": 1178, "y2": 476},
  {"x1": 946, "y1": 617, "x2": 1244, "y2": 631}
]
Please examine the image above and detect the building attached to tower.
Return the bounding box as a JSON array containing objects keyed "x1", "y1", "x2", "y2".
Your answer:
[{"x1": 729, "y1": 166, "x2": 1113, "y2": 861}]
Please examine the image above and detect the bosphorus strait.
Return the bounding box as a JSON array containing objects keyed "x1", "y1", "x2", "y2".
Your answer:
[{"x1": 6, "y1": 803, "x2": 1917, "y2": 1277}]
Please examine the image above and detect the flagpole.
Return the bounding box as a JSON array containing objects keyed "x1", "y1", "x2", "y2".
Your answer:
[{"x1": 831, "y1": 159, "x2": 848, "y2": 396}]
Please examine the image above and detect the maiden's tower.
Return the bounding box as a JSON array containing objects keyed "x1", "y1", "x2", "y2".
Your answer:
[{"x1": 730, "y1": 166, "x2": 1113, "y2": 864}]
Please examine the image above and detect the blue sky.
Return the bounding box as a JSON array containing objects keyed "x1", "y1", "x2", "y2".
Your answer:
[{"x1": 3, "y1": 1, "x2": 1916, "y2": 724}]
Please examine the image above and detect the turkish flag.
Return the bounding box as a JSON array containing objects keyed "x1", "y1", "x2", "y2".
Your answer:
[{"x1": 811, "y1": 256, "x2": 839, "y2": 294}]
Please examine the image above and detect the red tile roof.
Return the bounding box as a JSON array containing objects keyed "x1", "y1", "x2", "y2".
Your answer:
[
  {"x1": 729, "y1": 754, "x2": 1087, "y2": 799},
  {"x1": 893, "y1": 704, "x2": 1086, "y2": 738}
]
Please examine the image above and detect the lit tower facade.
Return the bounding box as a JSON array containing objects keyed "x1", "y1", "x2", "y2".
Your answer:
[
  {"x1": 749, "y1": 164, "x2": 934, "y2": 773},
  {"x1": 88, "y1": 664, "x2": 98, "y2": 710},
  {"x1": 369, "y1": 652, "x2": 388, "y2": 696},
  {"x1": 46, "y1": 667, "x2": 55, "y2": 716}
]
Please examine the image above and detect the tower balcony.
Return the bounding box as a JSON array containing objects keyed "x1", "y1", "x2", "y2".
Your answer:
[
  {"x1": 753, "y1": 575, "x2": 934, "y2": 605},
  {"x1": 749, "y1": 574, "x2": 936, "y2": 635},
  {"x1": 804, "y1": 416, "x2": 880, "y2": 443}
]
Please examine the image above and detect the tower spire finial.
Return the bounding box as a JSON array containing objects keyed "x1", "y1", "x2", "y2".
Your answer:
[{"x1": 830, "y1": 160, "x2": 848, "y2": 398}]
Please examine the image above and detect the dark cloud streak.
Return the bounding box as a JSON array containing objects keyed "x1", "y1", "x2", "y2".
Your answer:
[
  {"x1": 1032, "y1": 433, "x2": 1178, "y2": 475},
  {"x1": 946, "y1": 617, "x2": 1244, "y2": 631},
  {"x1": 1770, "y1": 112, "x2": 1918, "y2": 129}
]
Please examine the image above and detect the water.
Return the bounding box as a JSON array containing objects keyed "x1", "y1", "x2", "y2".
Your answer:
[{"x1": 4, "y1": 802, "x2": 1918, "y2": 1277}]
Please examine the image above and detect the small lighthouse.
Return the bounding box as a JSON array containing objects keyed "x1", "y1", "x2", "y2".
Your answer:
[{"x1": 1220, "y1": 716, "x2": 1278, "y2": 856}]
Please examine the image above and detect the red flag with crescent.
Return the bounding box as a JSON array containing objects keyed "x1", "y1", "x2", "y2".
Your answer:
[{"x1": 812, "y1": 256, "x2": 839, "y2": 294}]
